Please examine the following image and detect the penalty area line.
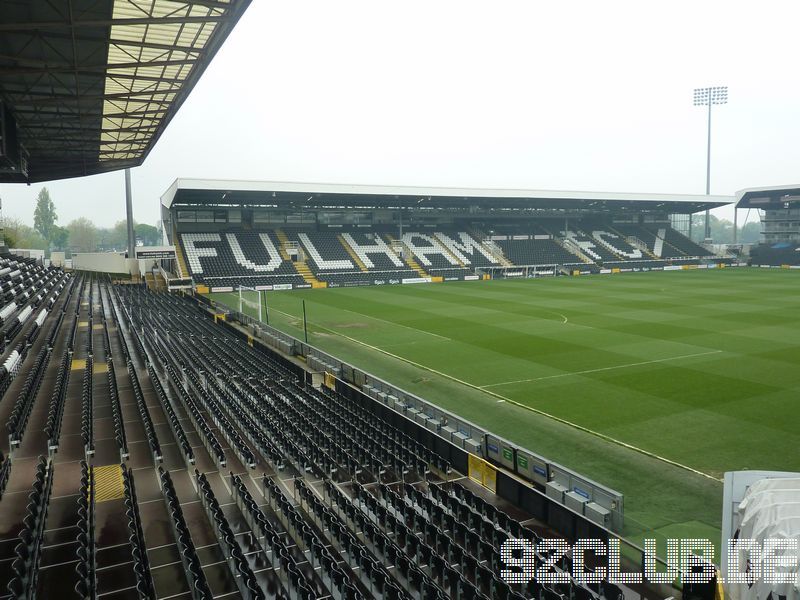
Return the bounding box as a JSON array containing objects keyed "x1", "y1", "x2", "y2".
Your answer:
[
  {"x1": 313, "y1": 301, "x2": 451, "y2": 341},
  {"x1": 480, "y1": 350, "x2": 724, "y2": 389}
]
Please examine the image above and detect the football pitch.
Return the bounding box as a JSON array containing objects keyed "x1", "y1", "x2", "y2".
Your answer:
[{"x1": 209, "y1": 268, "x2": 800, "y2": 547}]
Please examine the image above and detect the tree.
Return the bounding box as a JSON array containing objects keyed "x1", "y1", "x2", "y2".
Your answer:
[
  {"x1": 740, "y1": 222, "x2": 761, "y2": 244},
  {"x1": 135, "y1": 223, "x2": 160, "y2": 246},
  {"x1": 33, "y1": 188, "x2": 58, "y2": 243},
  {"x1": 2, "y1": 216, "x2": 46, "y2": 250},
  {"x1": 1, "y1": 216, "x2": 18, "y2": 249},
  {"x1": 50, "y1": 226, "x2": 69, "y2": 251},
  {"x1": 67, "y1": 217, "x2": 98, "y2": 253},
  {"x1": 110, "y1": 220, "x2": 129, "y2": 249}
]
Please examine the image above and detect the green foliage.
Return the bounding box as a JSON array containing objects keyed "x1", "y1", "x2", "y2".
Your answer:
[
  {"x1": 689, "y1": 213, "x2": 760, "y2": 244},
  {"x1": 92, "y1": 221, "x2": 160, "y2": 250},
  {"x1": 135, "y1": 223, "x2": 160, "y2": 246},
  {"x1": 33, "y1": 187, "x2": 58, "y2": 242},
  {"x1": 67, "y1": 217, "x2": 98, "y2": 252},
  {"x1": 49, "y1": 225, "x2": 69, "y2": 250},
  {"x1": 739, "y1": 221, "x2": 761, "y2": 244},
  {"x1": 2, "y1": 216, "x2": 47, "y2": 250}
]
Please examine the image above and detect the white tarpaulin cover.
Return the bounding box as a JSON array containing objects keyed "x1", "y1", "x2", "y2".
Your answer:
[{"x1": 728, "y1": 478, "x2": 800, "y2": 600}]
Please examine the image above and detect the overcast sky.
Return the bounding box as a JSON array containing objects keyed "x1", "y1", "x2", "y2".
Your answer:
[{"x1": 2, "y1": 0, "x2": 798, "y2": 228}]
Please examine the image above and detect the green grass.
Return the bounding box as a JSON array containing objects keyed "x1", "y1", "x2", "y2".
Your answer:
[{"x1": 210, "y1": 269, "x2": 800, "y2": 550}]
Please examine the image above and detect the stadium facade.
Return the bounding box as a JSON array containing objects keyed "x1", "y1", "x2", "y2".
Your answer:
[
  {"x1": 736, "y1": 184, "x2": 800, "y2": 266},
  {"x1": 160, "y1": 178, "x2": 737, "y2": 293}
]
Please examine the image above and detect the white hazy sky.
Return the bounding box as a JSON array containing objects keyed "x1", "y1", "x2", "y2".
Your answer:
[{"x1": 2, "y1": 0, "x2": 798, "y2": 228}]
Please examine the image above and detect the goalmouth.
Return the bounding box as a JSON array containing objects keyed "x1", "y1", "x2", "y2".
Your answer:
[{"x1": 237, "y1": 285, "x2": 268, "y2": 323}]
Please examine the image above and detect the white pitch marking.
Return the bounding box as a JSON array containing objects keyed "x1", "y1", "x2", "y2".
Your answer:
[
  {"x1": 301, "y1": 300, "x2": 451, "y2": 341},
  {"x1": 480, "y1": 350, "x2": 723, "y2": 389}
]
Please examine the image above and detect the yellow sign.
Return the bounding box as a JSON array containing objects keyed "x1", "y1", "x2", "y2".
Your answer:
[
  {"x1": 94, "y1": 464, "x2": 125, "y2": 502},
  {"x1": 93, "y1": 362, "x2": 108, "y2": 374},
  {"x1": 468, "y1": 454, "x2": 498, "y2": 493},
  {"x1": 324, "y1": 372, "x2": 336, "y2": 390}
]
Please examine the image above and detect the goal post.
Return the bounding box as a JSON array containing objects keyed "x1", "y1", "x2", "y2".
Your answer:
[{"x1": 236, "y1": 285, "x2": 263, "y2": 323}]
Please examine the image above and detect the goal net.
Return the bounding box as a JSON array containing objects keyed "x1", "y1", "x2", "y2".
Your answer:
[{"x1": 237, "y1": 285, "x2": 264, "y2": 322}]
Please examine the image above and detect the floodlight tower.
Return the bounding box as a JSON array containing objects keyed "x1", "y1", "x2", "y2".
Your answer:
[{"x1": 693, "y1": 86, "x2": 728, "y2": 243}]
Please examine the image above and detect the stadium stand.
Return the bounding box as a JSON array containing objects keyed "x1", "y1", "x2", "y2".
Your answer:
[
  {"x1": 496, "y1": 237, "x2": 582, "y2": 266},
  {"x1": 658, "y1": 226, "x2": 715, "y2": 257},
  {"x1": 113, "y1": 284, "x2": 655, "y2": 599},
  {"x1": 562, "y1": 229, "x2": 621, "y2": 263},
  {"x1": 341, "y1": 232, "x2": 407, "y2": 270},
  {"x1": 611, "y1": 224, "x2": 706, "y2": 259},
  {"x1": 749, "y1": 242, "x2": 800, "y2": 266},
  {"x1": 396, "y1": 232, "x2": 464, "y2": 269},
  {"x1": 434, "y1": 231, "x2": 500, "y2": 268},
  {"x1": 0, "y1": 251, "x2": 689, "y2": 599},
  {"x1": 180, "y1": 231, "x2": 305, "y2": 288},
  {"x1": 296, "y1": 230, "x2": 355, "y2": 271},
  {"x1": 173, "y1": 220, "x2": 728, "y2": 289},
  {"x1": 586, "y1": 226, "x2": 646, "y2": 260}
]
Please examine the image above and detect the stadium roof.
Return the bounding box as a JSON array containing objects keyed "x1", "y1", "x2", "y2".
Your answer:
[
  {"x1": 0, "y1": 0, "x2": 251, "y2": 183},
  {"x1": 161, "y1": 178, "x2": 734, "y2": 213},
  {"x1": 736, "y1": 185, "x2": 800, "y2": 209}
]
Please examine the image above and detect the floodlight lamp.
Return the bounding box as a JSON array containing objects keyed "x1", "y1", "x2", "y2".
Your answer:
[
  {"x1": 710, "y1": 86, "x2": 728, "y2": 105},
  {"x1": 693, "y1": 87, "x2": 710, "y2": 106}
]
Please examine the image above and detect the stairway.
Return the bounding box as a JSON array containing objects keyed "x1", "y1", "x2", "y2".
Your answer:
[
  {"x1": 293, "y1": 261, "x2": 325, "y2": 287},
  {"x1": 556, "y1": 237, "x2": 594, "y2": 264},
  {"x1": 173, "y1": 226, "x2": 190, "y2": 278},
  {"x1": 274, "y1": 229, "x2": 293, "y2": 261},
  {"x1": 609, "y1": 225, "x2": 659, "y2": 259},
  {"x1": 276, "y1": 229, "x2": 324, "y2": 287},
  {"x1": 337, "y1": 234, "x2": 369, "y2": 272},
  {"x1": 653, "y1": 228, "x2": 665, "y2": 258},
  {"x1": 385, "y1": 234, "x2": 429, "y2": 278},
  {"x1": 480, "y1": 238, "x2": 513, "y2": 267},
  {"x1": 589, "y1": 233, "x2": 626, "y2": 260},
  {"x1": 654, "y1": 228, "x2": 695, "y2": 258},
  {"x1": 432, "y1": 233, "x2": 466, "y2": 267}
]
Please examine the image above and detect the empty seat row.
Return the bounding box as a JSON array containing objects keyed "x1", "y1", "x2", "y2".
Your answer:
[
  {"x1": 497, "y1": 239, "x2": 580, "y2": 266},
  {"x1": 81, "y1": 355, "x2": 94, "y2": 455},
  {"x1": 121, "y1": 466, "x2": 156, "y2": 599},
  {"x1": 195, "y1": 471, "x2": 264, "y2": 600},
  {"x1": 107, "y1": 358, "x2": 128, "y2": 460},
  {"x1": 7, "y1": 336, "x2": 51, "y2": 447},
  {"x1": 158, "y1": 468, "x2": 213, "y2": 600},
  {"x1": 147, "y1": 363, "x2": 193, "y2": 464},
  {"x1": 7, "y1": 457, "x2": 53, "y2": 599},
  {"x1": 74, "y1": 461, "x2": 96, "y2": 599},
  {"x1": 229, "y1": 474, "x2": 316, "y2": 599},
  {"x1": 127, "y1": 359, "x2": 161, "y2": 462},
  {"x1": 44, "y1": 350, "x2": 71, "y2": 450}
]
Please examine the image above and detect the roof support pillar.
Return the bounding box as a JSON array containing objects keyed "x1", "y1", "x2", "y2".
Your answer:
[{"x1": 125, "y1": 168, "x2": 136, "y2": 258}]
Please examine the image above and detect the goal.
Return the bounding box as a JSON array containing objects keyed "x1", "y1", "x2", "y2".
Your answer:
[{"x1": 237, "y1": 285, "x2": 266, "y2": 322}]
